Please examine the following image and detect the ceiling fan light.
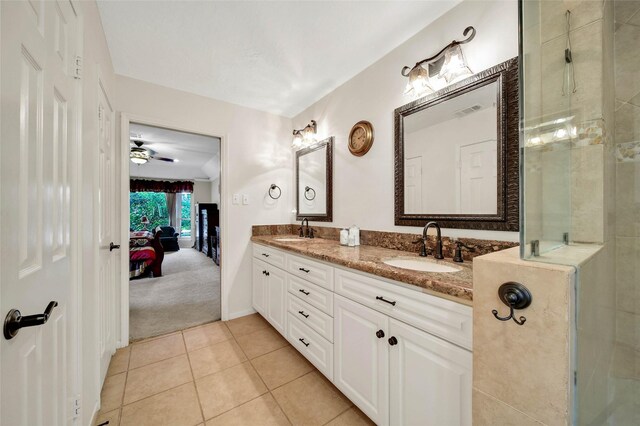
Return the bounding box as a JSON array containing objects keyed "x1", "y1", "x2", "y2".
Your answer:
[{"x1": 130, "y1": 149, "x2": 149, "y2": 164}]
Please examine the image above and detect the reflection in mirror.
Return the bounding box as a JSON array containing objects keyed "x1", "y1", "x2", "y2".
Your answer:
[
  {"x1": 296, "y1": 137, "x2": 333, "y2": 221},
  {"x1": 403, "y1": 81, "x2": 498, "y2": 215}
]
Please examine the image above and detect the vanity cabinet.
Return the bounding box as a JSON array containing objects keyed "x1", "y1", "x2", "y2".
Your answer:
[
  {"x1": 252, "y1": 242, "x2": 472, "y2": 426},
  {"x1": 333, "y1": 294, "x2": 389, "y2": 425},
  {"x1": 251, "y1": 258, "x2": 286, "y2": 335}
]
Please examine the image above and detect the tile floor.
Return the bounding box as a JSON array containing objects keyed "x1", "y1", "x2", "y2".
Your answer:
[{"x1": 95, "y1": 313, "x2": 374, "y2": 426}]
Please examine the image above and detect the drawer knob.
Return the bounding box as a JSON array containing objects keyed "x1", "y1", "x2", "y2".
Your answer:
[
  {"x1": 262, "y1": 270, "x2": 267, "y2": 275},
  {"x1": 298, "y1": 310, "x2": 309, "y2": 318},
  {"x1": 299, "y1": 267, "x2": 310, "y2": 273},
  {"x1": 262, "y1": 253, "x2": 270, "y2": 257},
  {"x1": 388, "y1": 336, "x2": 398, "y2": 346},
  {"x1": 376, "y1": 296, "x2": 396, "y2": 306},
  {"x1": 376, "y1": 329, "x2": 385, "y2": 339},
  {"x1": 299, "y1": 338, "x2": 310, "y2": 347},
  {"x1": 299, "y1": 289, "x2": 310, "y2": 296}
]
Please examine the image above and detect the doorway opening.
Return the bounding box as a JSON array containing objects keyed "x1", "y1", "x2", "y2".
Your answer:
[{"x1": 126, "y1": 122, "x2": 222, "y2": 341}]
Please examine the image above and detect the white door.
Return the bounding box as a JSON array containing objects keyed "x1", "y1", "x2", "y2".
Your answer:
[
  {"x1": 404, "y1": 156, "x2": 422, "y2": 214},
  {"x1": 97, "y1": 81, "x2": 117, "y2": 379},
  {"x1": 459, "y1": 140, "x2": 497, "y2": 214},
  {"x1": 265, "y1": 267, "x2": 286, "y2": 335},
  {"x1": 334, "y1": 294, "x2": 389, "y2": 425},
  {"x1": 388, "y1": 318, "x2": 472, "y2": 426},
  {"x1": 252, "y1": 259, "x2": 267, "y2": 315},
  {"x1": 1, "y1": 1, "x2": 80, "y2": 424}
]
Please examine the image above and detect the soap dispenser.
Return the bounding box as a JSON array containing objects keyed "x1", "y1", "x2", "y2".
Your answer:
[{"x1": 340, "y1": 228, "x2": 349, "y2": 246}]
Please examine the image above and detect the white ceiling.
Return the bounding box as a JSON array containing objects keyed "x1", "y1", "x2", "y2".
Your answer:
[
  {"x1": 404, "y1": 81, "x2": 498, "y2": 134},
  {"x1": 129, "y1": 123, "x2": 220, "y2": 180},
  {"x1": 97, "y1": 0, "x2": 461, "y2": 117}
]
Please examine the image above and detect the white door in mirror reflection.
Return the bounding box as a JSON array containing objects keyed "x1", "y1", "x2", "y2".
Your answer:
[
  {"x1": 404, "y1": 157, "x2": 423, "y2": 212},
  {"x1": 459, "y1": 140, "x2": 497, "y2": 214}
]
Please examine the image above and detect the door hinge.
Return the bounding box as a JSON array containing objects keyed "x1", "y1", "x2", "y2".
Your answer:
[
  {"x1": 70, "y1": 395, "x2": 81, "y2": 419},
  {"x1": 74, "y1": 55, "x2": 83, "y2": 80}
]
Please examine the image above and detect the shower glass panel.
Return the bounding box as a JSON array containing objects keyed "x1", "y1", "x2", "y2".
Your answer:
[{"x1": 520, "y1": 0, "x2": 638, "y2": 423}]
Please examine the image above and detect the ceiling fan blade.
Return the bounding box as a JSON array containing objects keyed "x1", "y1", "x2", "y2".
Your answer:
[{"x1": 150, "y1": 155, "x2": 176, "y2": 163}]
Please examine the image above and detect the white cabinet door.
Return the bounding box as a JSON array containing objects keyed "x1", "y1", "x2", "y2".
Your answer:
[
  {"x1": 388, "y1": 318, "x2": 472, "y2": 426},
  {"x1": 334, "y1": 294, "x2": 389, "y2": 425},
  {"x1": 265, "y1": 266, "x2": 286, "y2": 334},
  {"x1": 252, "y1": 259, "x2": 267, "y2": 315}
]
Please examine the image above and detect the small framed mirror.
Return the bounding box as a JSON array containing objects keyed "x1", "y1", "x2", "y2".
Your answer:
[
  {"x1": 296, "y1": 137, "x2": 333, "y2": 221},
  {"x1": 394, "y1": 57, "x2": 519, "y2": 231}
]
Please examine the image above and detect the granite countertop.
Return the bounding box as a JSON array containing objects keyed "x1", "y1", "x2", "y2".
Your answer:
[{"x1": 251, "y1": 235, "x2": 473, "y2": 304}]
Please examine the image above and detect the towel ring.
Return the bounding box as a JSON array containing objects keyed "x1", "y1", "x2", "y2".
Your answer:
[
  {"x1": 304, "y1": 186, "x2": 316, "y2": 201},
  {"x1": 268, "y1": 184, "x2": 281, "y2": 200}
]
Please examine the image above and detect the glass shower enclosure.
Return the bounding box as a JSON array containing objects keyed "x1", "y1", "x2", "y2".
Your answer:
[{"x1": 520, "y1": 0, "x2": 638, "y2": 423}]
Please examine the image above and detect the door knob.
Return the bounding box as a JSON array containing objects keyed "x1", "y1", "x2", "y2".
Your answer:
[
  {"x1": 109, "y1": 242, "x2": 120, "y2": 251},
  {"x1": 4, "y1": 301, "x2": 58, "y2": 340}
]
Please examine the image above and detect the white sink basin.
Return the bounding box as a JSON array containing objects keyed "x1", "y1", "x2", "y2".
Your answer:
[
  {"x1": 383, "y1": 257, "x2": 461, "y2": 273},
  {"x1": 274, "y1": 237, "x2": 307, "y2": 242}
]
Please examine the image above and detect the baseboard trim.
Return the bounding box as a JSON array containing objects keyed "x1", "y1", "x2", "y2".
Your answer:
[{"x1": 227, "y1": 307, "x2": 257, "y2": 320}]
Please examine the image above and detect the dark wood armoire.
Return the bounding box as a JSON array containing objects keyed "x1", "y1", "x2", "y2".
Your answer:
[{"x1": 196, "y1": 203, "x2": 219, "y2": 260}]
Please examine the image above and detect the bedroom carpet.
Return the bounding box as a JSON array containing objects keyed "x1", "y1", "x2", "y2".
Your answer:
[{"x1": 129, "y1": 248, "x2": 221, "y2": 341}]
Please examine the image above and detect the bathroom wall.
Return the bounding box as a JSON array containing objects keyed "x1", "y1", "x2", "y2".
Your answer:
[
  {"x1": 612, "y1": 0, "x2": 640, "y2": 421},
  {"x1": 292, "y1": 0, "x2": 519, "y2": 242},
  {"x1": 115, "y1": 76, "x2": 293, "y2": 320}
]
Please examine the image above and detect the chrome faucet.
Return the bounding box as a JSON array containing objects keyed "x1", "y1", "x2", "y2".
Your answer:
[
  {"x1": 300, "y1": 218, "x2": 309, "y2": 238},
  {"x1": 422, "y1": 222, "x2": 444, "y2": 259}
]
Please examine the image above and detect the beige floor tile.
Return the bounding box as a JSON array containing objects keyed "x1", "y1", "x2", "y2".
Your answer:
[
  {"x1": 205, "y1": 394, "x2": 290, "y2": 426},
  {"x1": 95, "y1": 408, "x2": 120, "y2": 426},
  {"x1": 325, "y1": 407, "x2": 374, "y2": 426},
  {"x1": 183, "y1": 322, "x2": 233, "y2": 352},
  {"x1": 196, "y1": 362, "x2": 267, "y2": 420},
  {"x1": 120, "y1": 382, "x2": 203, "y2": 426},
  {"x1": 225, "y1": 313, "x2": 270, "y2": 337},
  {"x1": 107, "y1": 347, "x2": 131, "y2": 376},
  {"x1": 123, "y1": 354, "x2": 192, "y2": 405},
  {"x1": 272, "y1": 372, "x2": 351, "y2": 426},
  {"x1": 251, "y1": 346, "x2": 313, "y2": 390},
  {"x1": 234, "y1": 326, "x2": 289, "y2": 359},
  {"x1": 100, "y1": 372, "x2": 127, "y2": 413},
  {"x1": 189, "y1": 339, "x2": 247, "y2": 379},
  {"x1": 132, "y1": 331, "x2": 182, "y2": 345},
  {"x1": 129, "y1": 333, "x2": 186, "y2": 369}
]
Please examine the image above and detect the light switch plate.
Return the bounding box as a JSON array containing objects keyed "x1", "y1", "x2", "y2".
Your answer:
[
  {"x1": 242, "y1": 194, "x2": 249, "y2": 205},
  {"x1": 232, "y1": 194, "x2": 240, "y2": 205}
]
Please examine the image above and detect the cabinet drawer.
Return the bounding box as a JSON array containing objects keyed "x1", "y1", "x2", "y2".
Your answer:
[
  {"x1": 287, "y1": 254, "x2": 334, "y2": 290},
  {"x1": 287, "y1": 275, "x2": 333, "y2": 316},
  {"x1": 287, "y1": 293, "x2": 333, "y2": 342},
  {"x1": 253, "y1": 244, "x2": 286, "y2": 270},
  {"x1": 287, "y1": 314, "x2": 333, "y2": 381},
  {"x1": 334, "y1": 268, "x2": 472, "y2": 350}
]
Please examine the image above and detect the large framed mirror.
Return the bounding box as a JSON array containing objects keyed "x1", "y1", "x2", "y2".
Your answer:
[
  {"x1": 296, "y1": 137, "x2": 333, "y2": 221},
  {"x1": 394, "y1": 57, "x2": 519, "y2": 231}
]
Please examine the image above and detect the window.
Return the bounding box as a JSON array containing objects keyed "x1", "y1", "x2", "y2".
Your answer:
[
  {"x1": 130, "y1": 192, "x2": 169, "y2": 230},
  {"x1": 129, "y1": 191, "x2": 191, "y2": 237},
  {"x1": 180, "y1": 193, "x2": 191, "y2": 238}
]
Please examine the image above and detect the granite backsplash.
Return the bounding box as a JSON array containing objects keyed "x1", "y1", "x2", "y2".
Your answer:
[{"x1": 252, "y1": 224, "x2": 518, "y2": 261}]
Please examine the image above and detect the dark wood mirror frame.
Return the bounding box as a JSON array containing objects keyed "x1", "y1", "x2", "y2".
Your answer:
[
  {"x1": 296, "y1": 137, "x2": 334, "y2": 222},
  {"x1": 394, "y1": 57, "x2": 519, "y2": 231}
]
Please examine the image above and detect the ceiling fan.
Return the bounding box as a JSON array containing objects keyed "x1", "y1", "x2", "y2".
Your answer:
[{"x1": 130, "y1": 140, "x2": 178, "y2": 165}]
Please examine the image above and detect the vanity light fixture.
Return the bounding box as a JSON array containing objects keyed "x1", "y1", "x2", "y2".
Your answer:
[
  {"x1": 292, "y1": 120, "x2": 317, "y2": 149},
  {"x1": 401, "y1": 26, "x2": 476, "y2": 97}
]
